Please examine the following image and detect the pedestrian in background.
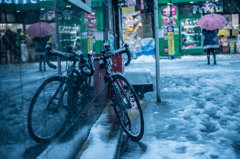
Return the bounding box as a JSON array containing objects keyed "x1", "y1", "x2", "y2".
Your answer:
[
  {"x1": 2, "y1": 28, "x2": 16, "y2": 63},
  {"x1": 197, "y1": 13, "x2": 228, "y2": 65},
  {"x1": 202, "y1": 29, "x2": 219, "y2": 65},
  {"x1": 34, "y1": 35, "x2": 51, "y2": 71}
]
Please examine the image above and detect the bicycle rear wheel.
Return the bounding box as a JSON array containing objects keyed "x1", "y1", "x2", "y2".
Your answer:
[
  {"x1": 111, "y1": 74, "x2": 144, "y2": 141},
  {"x1": 28, "y1": 76, "x2": 69, "y2": 143}
]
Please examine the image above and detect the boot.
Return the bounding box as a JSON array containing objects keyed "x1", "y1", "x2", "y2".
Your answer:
[
  {"x1": 207, "y1": 54, "x2": 210, "y2": 65},
  {"x1": 213, "y1": 52, "x2": 216, "y2": 64}
]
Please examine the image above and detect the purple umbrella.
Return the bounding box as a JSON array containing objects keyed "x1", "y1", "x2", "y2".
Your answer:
[
  {"x1": 26, "y1": 22, "x2": 55, "y2": 38},
  {"x1": 197, "y1": 13, "x2": 228, "y2": 31}
]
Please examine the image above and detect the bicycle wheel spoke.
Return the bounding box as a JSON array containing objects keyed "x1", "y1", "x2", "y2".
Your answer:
[
  {"x1": 28, "y1": 76, "x2": 70, "y2": 143},
  {"x1": 112, "y1": 74, "x2": 144, "y2": 141}
]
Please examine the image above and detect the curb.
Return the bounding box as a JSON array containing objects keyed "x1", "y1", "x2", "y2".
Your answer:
[{"x1": 75, "y1": 103, "x2": 123, "y2": 159}]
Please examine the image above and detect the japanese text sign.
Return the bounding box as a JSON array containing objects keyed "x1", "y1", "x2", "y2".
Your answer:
[{"x1": 167, "y1": 26, "x2": 175, "y2": 56}]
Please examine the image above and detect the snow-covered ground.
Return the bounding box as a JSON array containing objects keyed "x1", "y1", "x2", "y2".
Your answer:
[
  {"x1": 122, "y1": 54, "x2": 240, "y2": 158},
  {"x1": 0, "y1": 54, "x2": 240, "y2": 158}
]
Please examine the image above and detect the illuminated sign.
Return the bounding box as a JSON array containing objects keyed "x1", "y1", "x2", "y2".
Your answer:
[
  {"x1": 0, "y1": 0, "x2": 39, "y2": 4},
  {"x1": 167, "y1": 26, "x2": 175, "y2": 56}
]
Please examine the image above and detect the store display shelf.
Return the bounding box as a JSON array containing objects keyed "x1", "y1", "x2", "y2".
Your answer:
[
  {"x1": 182, "y1": 33, "x2": 200, "y2": 35},
  {"x1": 60, "y1": 39, "x2": 75, "y2": 41},
  {"x1": 184, "y1": 40, "x2": 201, "y2": 42},
  {"x1": 182, "y1": 47, "x2": 202, "y2": 49},
  {"x1": 60, "y1": 31, "x2": 77, "y2": 33},
  {"x1": 182, "y1": 25, "x2": 200, "y2": 28},
  {"x1": 123, "y1": 22, "x2": 138, "y2": 29}
]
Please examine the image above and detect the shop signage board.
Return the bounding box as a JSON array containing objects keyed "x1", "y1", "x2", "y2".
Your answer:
[
  {"x1": 174, "y1": 28, "x2": 179, "y2": 35},
  {"x1": 161, "y1": 6, "x2": 177, "y2": 27},
  {"x1": 141, "y1": 0, "x2": 144, "y2": 10},
  {"x1": 164, "y1": 48, "x2": 168, "y2": 53},
  {"x1": 163, "y1": 29, "x2": 167, "y2": 34},
  {"x1": 164, "y1": 35, "x2": 168, "y2": 40},
  {"x1": 223, "y1": 15, "x2": 232, "y2": 29},
  {"x1": 158, "y1": 29, "x2": 163, "y2": 38},
  {"x1": 122, "y1": 6, "x2": 135, "y2": 14},
  {"x1": 87, "y1": 30, "x2": 93, "y2": 52},
  {"x1": 0, "y1": 0, "x2": 38, "y2": 4},
  {"x1": 232, "y1": 14, "x2": 239, "y2": 27},
  {"x1": 84, "y1": 11, "x2": 97, "y2": 31},
  {"x1": 193, "y1": 1, "x2": 223, "y2": 14},
  {"x1": 217, "y1": 30, "x2": 228, "y2": 36},
  {"x1": 167, "y1": 26, "x2": 175, "y2": 58}
]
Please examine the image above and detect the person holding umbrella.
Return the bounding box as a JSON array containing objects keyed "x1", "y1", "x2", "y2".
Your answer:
[
  {"x1": 25, "y1": 22, "x2": 55, "y2": 71},
  {"x1": 197, "y1": 13, "x2": 228, "y2": 65},
  {"x1": 202, "y1": 29, "x2": 219, "y2": 65}
]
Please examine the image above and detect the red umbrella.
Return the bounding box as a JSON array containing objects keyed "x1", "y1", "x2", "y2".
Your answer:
[
  {"x1": 197, "y1": 13, "x2": 228, "y2": 31},
  {"x1": 25, "y1": 22, "x2": 55, "y2": 38}
]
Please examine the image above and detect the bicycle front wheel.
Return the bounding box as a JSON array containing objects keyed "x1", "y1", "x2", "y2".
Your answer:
[
  {"x1": 112, "y1": 74, "x2": 144, "y2": 141},
  {"x1": 28, "y1": 76, "x2": 69, "y2": 143}
]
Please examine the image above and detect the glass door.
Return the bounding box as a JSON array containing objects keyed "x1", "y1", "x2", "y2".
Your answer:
[{"x1": 181, "y1": 18, "x2": 202, "y2": 49}]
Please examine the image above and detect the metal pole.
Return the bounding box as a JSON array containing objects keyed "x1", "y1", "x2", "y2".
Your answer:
[
  {"x1": 118, "y1": 4, "x2": 123, "y2": 47},
  {"x1": 54, "y1": 0, "x2": 61, "y2": 75},
  {"x1": 153, "y1": 0, "x2": 161, "y2": 102},
  {"x1": 170, "y1": 0, "x2": 173, "y2": 26}
]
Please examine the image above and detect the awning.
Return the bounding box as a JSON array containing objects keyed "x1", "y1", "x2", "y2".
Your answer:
[
  {"x1": 0, "y1": 0, "x2": 78, "y2": 11},
  {"x1": 159, "y1": 0, "x2": 208, "y2": 4}
]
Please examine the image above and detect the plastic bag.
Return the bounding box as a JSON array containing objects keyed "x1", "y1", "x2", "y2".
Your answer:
[
  {"x1": 21, "y1": 44, "x2": 29, "y2": 62},
  {"x1": 141, "y1": 38, "x2": 155, "y2": 55}
]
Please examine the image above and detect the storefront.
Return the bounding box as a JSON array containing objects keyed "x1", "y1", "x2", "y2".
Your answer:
[
  {"x1": 121, "y1": 0, "x2": 155, "y2": 59},
  {"x1": 158, "y1": 3, "x2": 180, "y2": 57},
  {"x1": 158, "y1": 0, "x2": 240, "y2": 57},
  {"x1": 0, "y1": 0, "x2": 110, "y2": 64}
]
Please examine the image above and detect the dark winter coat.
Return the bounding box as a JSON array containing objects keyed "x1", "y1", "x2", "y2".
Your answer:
[
  {"x1": 202, "y1": 29, "x2": 219, "y2": 49},
  {"x1": 34, "y1": 36, "x2": 51, "y2": 54}
]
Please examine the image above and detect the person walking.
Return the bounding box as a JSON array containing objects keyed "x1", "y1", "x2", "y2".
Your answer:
[{"x1": 202, "y1": 29, "x2": 219, "y2": 65}]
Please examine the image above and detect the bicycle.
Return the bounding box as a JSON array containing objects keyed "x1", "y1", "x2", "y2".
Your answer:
[
  {"x1": 28, "y1": 46, "x2": 94, "y2": 143},
  {"x1": 27, "y1": 43, "x2": 144, "y2": 143}
]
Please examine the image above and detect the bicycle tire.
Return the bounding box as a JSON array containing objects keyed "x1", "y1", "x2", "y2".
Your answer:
[
  {"x1": 111, "y1": 74, "x2": 144, "y2": 141},
  {"x1": 28, "y1": 76, "x2": 70, "y2": 143}
]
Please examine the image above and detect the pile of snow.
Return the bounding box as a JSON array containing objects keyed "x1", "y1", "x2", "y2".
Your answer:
[
  {"x1": 122, "y1": 57, "x2": 240, "y2": 158},
  {"x1": 131, "y1": 54, "x2": 240, "y2": 63}
]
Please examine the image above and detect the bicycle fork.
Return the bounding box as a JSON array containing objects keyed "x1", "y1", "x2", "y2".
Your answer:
[
  {"x1": 46, "y1": 82, "x2": 65, "y2": 112},
  {"x1": 111, "y1": 81, "x2": 132, "y2": 113}
]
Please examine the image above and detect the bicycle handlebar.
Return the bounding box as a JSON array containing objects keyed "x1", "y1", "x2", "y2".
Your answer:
[
  {"x1": 45, "y1": 44, "x2": 78, "y2": 70},
  {"x1": 93, "y1": 42, "x2": 131, "y2": 66},
  {"x1": 45, "y1": 42, "x2": 132, "y2": 72}
]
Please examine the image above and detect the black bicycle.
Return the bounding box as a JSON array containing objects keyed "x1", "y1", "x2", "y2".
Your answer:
[
  {"x1": 28, "y1": 43, "x2": 144, "y2": 143},
  {"x1": 28, "y1": 46, "x2": 94, "y2": 143}
]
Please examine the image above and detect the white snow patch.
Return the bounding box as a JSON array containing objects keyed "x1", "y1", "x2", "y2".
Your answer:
[
  {"x1": 80, "y1": 113, "x2": 118, "y2": 159},
  {"x1": 130, "y1": 54, "x2": 240, "y2": 64}
]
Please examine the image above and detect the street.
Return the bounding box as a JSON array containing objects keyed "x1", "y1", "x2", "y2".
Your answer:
[{"x1": 121, "y1": 55, "x2": 240, "y2": 158}]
